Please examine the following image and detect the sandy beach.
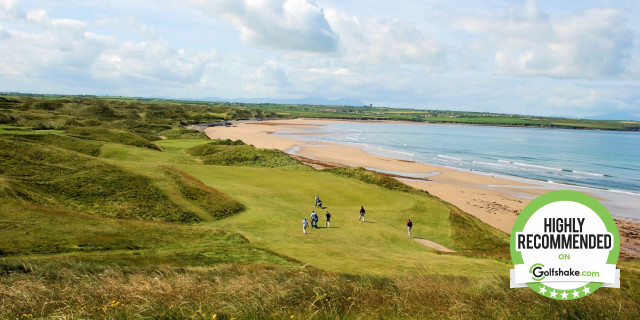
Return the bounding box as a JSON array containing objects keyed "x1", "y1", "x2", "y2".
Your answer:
[{"x1": 205, "y1": 119, "x2": 640, "y2": 259}]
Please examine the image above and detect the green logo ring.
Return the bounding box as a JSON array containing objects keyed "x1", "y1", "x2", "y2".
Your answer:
[{"x1": 510, "y1": 190, "x2": 620, "y2": 300}]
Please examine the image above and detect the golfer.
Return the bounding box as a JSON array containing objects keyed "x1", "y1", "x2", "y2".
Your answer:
[
  {"x1": 358, "y1": 206, "x2": 366, "y2": 222},
  {"x1": 407, "y1": 219, "x2": 413, "y2": 237},
  {"x1": 325, "y1": 211, "x2": 331, "y2": 228},
  {"x1": 311, "y1": 211, "x2": 319, "y2": 228},
  {"x1": 303, "y1": 217, "x2": 308, "y2": 234}
]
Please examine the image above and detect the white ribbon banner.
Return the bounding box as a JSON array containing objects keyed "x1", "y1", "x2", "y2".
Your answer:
[{"x1": 510, "y1": 265, "x2": 619, "y2": 288}]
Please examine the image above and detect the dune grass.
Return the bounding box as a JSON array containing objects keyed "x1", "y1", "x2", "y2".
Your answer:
[
  {"x1": 0, "y1": 201, "x2": 265, "y2": 260},
  {"x1": 64, "y1": 126, "x2": 162, "y2": 151},
  {"x1": 1, "y1": 258, "x2": 638, "y2": 319},
  {"x1": 157, "y1": 128, "x2": 209, "y2": 139},
  {"x1": 324, "y1": 166, "x2": 418, "y2": 193},
  {"x1": 0, "y1": 137, "x2": 197, "y2": 222},
  {"x1": 19, "y1": 133, "x2": 105, "y2": 156},
  {"x1": 185, "y1": 142, "x2": 304, "y2": 167},
  {"x1": 163, "y1": 167, "x2": 245, "y2": 220},
  {"x1": 153, "y1": 139, "x2": 220, "y2": 154}
]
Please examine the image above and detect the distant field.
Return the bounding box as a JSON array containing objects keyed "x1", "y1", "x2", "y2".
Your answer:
[
  {"x1": 2, "y1": 93, "x2": 639, "y2": 130},
  {"x1": 1, "y1": 95, "x2": 639, "y2": 319}
]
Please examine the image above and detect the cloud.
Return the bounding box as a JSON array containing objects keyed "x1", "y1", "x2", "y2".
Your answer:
[
  {"x1": 92, "y1": 16, "x2": 159, "y2": 40},
  {"x1": 189, "y1": 0, "x2": 338, "y2": 52},
  {"x1": 90, "y1": 41, "x2": 218, "y2": 83},
  {"x1": 0, "y1": 0, "x2": 19, "y2": 20},
  {"x1": 0, "y1": 4, "x2": 219, "y2": 87},
  {"x1": 456, "y1": 0, "x2": 634, "y2": 78},
  {"x1": 324, "y1": 9, "x2": 447, "y2": 71}
]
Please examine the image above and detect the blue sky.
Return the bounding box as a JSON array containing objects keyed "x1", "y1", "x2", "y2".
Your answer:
[{"x1": 1, "y1": 0, "x2": 639, "y2": 118}]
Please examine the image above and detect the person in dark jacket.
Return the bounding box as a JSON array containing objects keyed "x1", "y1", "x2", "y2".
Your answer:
[
  {"x1": 407, "y1": 219, "x2": 413, "y2": 237},
  {"x1": 358, "y1": 206, "x2": 366, "y2": 222}
]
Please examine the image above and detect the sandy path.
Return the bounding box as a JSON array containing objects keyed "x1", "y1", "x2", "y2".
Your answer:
[{"x1": 413, "y1": 238, "x2": 456, "y2": 253}]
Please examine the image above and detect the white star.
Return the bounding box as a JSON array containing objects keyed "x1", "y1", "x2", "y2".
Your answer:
[
  {"x1": 539, "y1": 286, "x2": 547, "y2": 295},
  {"x1": 582, "y1": 286, "x2": 591, "y2": 295},
  {"x1": 572, "y1": 290, "x2": 580, "y2": 298},
  {"x1": 561, "y1": 291, "x2": 569, "y2": 299},
  {"x1": 549, "y1": 290, "x2": 557, "y2": 298}
]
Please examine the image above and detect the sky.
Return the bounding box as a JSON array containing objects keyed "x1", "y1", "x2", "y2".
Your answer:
[{"x1": 1, "y1": 0, "x2": 640, "y2": 118}]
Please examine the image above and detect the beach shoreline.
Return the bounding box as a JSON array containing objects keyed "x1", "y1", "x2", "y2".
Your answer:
[{"x1": 205, "y1": 118, "x2": 640, "y2": 260}]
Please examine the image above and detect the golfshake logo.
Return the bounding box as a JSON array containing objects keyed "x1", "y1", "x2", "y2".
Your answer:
[{"x1": 510, "y1": 191, "x2": 620, "y2": 300}]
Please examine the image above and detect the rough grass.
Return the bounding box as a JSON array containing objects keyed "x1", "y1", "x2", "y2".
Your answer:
[
  {"x1": 185, "y1": 142, "x2": 303, "y2": 167},
  {"x1": 0, "y1": 201, "x2": 290, "y2": 268},
  {"x1": 184, "y1": 140, "x2": 246, "y2": 156},
  {"x1": 158, "y1": 128, "x2": 209, "y2": 140},
  {"x1": 164, "y1": 167, "x2": 245, "y2": 220},
  {"x1": 0, "y1": 137, "x2": 197, "y2": 223},
  {"x1": 324, "y1": 166, "x2": 418, "y2": 193},
  {"x1": 0, "y1": 124, "x2": 62, "y2": 136},
  {"x1": 0, "y1": 262, "x2": 638, "y2": 319},
  {"x1": 64, "y1": 126, "x2": 162, "y2": 151},
  {"x1": 449, "y1": 205, "x2": 511, "y2": 258},
  {"x1": 18, "y1": 133, "x2": 104, "y2": 156}
]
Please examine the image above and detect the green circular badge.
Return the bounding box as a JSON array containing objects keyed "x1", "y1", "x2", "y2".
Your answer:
[{"x1": 510, "y1": 190, "x2": 619, "y2": 300}]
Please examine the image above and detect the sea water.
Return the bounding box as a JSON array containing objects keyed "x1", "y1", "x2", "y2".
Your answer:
[{"x1": 276, "y1": 121, "x2": 640, "y2": 194}]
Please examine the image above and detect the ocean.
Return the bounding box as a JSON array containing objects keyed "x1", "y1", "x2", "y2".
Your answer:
[{"x1": 276, "y1": 121, "x2": 640, "y2": 194}]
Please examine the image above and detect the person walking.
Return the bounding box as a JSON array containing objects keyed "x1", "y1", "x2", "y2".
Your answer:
[
  {"x1": 311, "y1": 211, "x2": 318, "y2": 228},
  {"x1": 407, "y1": 219, "x2": 413, "y2": 237},
  {"x1": 303, "y1": 218, "x2": 308, "y2": 234},
  {"x1": 358, "y1": 206, "x2": 366, "y2": 222},
  {"x1": 325, "y1": 211, "x2": 331, "y2": 228}
]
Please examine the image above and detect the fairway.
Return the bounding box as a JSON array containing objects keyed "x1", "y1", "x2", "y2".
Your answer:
[
  {"x1": 156, "y1": 138, "x2": 511, "y2": 276},
  {"x1": 177, "y1": 164, "x2": 509, "y2": 276}
]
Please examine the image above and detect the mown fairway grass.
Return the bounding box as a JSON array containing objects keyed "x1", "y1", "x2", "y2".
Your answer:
[
  {"x1": 157, "y1": 135, "x2": 511, "y2": 276},
  {"x1": 177, "y1": 164, "x2": 509, "y2": 276}
]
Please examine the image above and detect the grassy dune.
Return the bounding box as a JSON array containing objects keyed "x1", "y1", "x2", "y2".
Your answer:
[
  {"x1": 185, "y1": 142, "x2": 303, "y2": 167},
  {"x1": 1, "y1": 95, "x2": 639, "y2": 318}
]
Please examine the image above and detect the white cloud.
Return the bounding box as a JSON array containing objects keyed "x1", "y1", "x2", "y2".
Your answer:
[
  {"x1": 456, "y1": 0, "x2": 634, "y2": 78},
  {"x1": 324, "y1": 9, "x2": 447, "y2": 71},
  {"x1": 0, "y1": 5, "x2": 219, "y2": 88},
  {"x1": 0, "y1": 0, "x2": 19, "y2": 20},
  {"x1": 90, "y1": 40, "x2": 218, "y2": 83},
  {"x1": 93, "y1": 16, "x2": 158, "y2": 40},
  {"x1": 189, "y1": 0, "x2": 338, "y2": 52}
]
